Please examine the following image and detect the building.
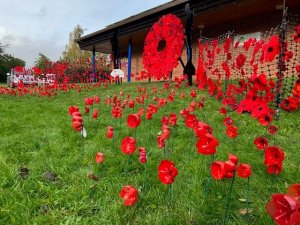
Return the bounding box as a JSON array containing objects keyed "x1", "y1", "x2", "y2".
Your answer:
[{"x1": 77, "y1": 0, "x2": 300, "y2": 82}]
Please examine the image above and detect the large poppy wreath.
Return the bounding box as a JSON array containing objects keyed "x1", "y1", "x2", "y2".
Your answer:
[{"x1": 142, "y1": 14, "x2": 185, "y2": 80}]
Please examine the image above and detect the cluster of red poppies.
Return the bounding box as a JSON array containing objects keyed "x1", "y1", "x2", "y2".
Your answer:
[
  {"x1": 84, "y1": 96, "x2": 101, "y2": 119},
  {"x1": 211, "y1": 153, "x2": 252, "y2": 179},
  {"x1": 174, "y1": 75, "x2": 187, "y2": 88},
  {"x1": 145, "y1": 104, "x2": 158, "y2": 120},
  {"x1": 31, "y1": 56, "x2": 110, "y2": 83},
  {"x1": 236, "y1": 73, "x2": 278, "y2": 126},
  {"x1": 223, "y1": 117, "x2": 238, "y2": 138},
  {"x1": 254, "y1": 136, "x2": 285, "y2": 175},
  {"x1": 196, "y1": 24, "x2": 300, "y2": 116},
  {"x1": 182, "y1": 112, "x2": 218, "y2": 155},
  {"x1": 266, "y1": 183, "x2": 300, "y2": 225},
  {"x1": 106, "y1": 126, "x2": 114, "y2": 139},
  {"x1": 2, "y1": 56, "x2": 113, "y2": 96},
  {"x1": 294, "y1": 25, "x2": 300, "y2": 42},
  {"x1": 264, "y1": 146, "x2": 285, "y2": 175},
  {"x1": 62, "y1": 79, "x2": 292, "y2": 215},
  {"x1": 110, "y1": 96, "x2": 123, "y2": 119},
  {"x1": 156, "y1": 113, "x2": 177, "y2": 148},
  {"x1": 0, "y1": 80, "x2": 110, "y2": 97},
  {"x1": 68, "y1": 106, "x2": 83, "y2": 132},
  {"x1": 280, "y1": 78, "x2": 300, "y2": 112}
]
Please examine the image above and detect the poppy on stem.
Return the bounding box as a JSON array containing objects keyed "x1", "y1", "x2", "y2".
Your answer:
[
  {"x1": 226, "y1": 125, "x2": 238, "y2": 138},
  {"x1": 266, "y1": 193, "x2": 300, "y2": 225},
  {"x1": 236, "y1": 164, "x2": 252, "y2": 178},
  {"x1": 106, "y1": 126, "x2": 114, "y2": 139},
  {"x1": 264, "y1": 146, "x2": 285, "y2": 175},
  {"x1": 254, "y1": 136, "x2": 268, "y2": 150},
  {"x1": 196, "y1": 133, "x2": 219, "y2": 155},
  {"x1": 211, "y1": 161, "x2": 226, "y2": 180},
  {"x1": 92, "y1": 109, "x2": 99, "y2": 119},
  {"x1": 95, "y1": 152, "x2": 104, "y2": 164},
  {"x1": 158, "y1": 160, "x2": 178, "y2": 185},
  {"x1": 139, "y1": 147, "x2": 147, "y2": 164},
  {"x1": 120, "y1": 185, "x2": 138, "y2": 206},
  {"x1": 223, "y1": 117, "x2": 234, "y2": 126},
  {"x1": 120, "y1": 137, "x2": 136, "y2": 155},
  {"x1": 127, "y1": 114, "x2": 141, "y2": 128}
]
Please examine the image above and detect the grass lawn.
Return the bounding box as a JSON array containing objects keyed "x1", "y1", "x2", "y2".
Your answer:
[{"x1": 0, "y1": 82, "x2": 299, "y2": 225}]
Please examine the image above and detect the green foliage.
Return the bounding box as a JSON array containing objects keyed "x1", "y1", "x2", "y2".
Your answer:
[
  {"x1": 34, "y1": 53, "x2": 51, "y2": 73},
  {"x1": 0, "y1": 82, "x2": 299, "y2": 224},
  {"x1": 62, "y1": 25, "x2": 91, "y2": 62},
  {"x1": 0, "y1": 43, "x2": 25, "y2": 82}
]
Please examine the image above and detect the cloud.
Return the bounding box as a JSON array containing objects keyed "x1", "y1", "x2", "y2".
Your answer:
[
  {"x1": 0, "y1": 0, "x2": 171, "y2": 67},
  {"x1": 1, "y1": 33, "x2": 64, "y2": 66}
]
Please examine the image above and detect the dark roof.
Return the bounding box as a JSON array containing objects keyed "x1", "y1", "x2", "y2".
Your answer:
[
  {"x1": 77, "y1": 0, "x2": 234, "y2": 52},
  {"x1": 82, "y1": 0, "x2": 188, "y2": 40}
]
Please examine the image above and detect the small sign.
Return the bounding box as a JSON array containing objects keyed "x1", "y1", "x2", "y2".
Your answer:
[
  {"x1": 110, "y1": 69, "x2": 125, "y2": 78},
  {"x1": 81, "y1": 127, "x2": 87, "y2": 138},
  {"x1": 233, "y1": 32, "x2": 261, "y2": 46}
]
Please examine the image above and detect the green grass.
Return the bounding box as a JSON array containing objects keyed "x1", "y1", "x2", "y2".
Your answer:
[
  {"x1": 0, "y1": 82, "x2": 299, "y2": 225},
  {"x1": 0, "y1": 83, "x2": 8, "y2": 87}
]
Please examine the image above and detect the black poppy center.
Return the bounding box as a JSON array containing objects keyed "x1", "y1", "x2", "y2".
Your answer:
[
  {"x1": 157, "y1": 39, "x2": 166, "y2": 52},
  {"x1": 265, "y1": 116, "x2": 270, "y2": 121},
  {"x1": 268, "y1": 46, "x2": 274, "y2": 53}
]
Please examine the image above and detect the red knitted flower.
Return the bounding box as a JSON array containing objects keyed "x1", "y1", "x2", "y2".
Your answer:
[
  {"x1": 263, "y1": 35, "x2": 280, "y2": 62},
  {"x1": 142, "y1": 14, "x2": 184, "y2": 80}
]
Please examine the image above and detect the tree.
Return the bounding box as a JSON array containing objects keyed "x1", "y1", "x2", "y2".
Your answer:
[
  {"x1": 0, "y1": 42, "x2": 8, "y2": 54},
  {"x1": 62, "y1": 25, "x2": 91, "y2": 62},
  {"x1": 60, "y1": 25, "x2": 111, "y2": 83},
  {"x1": 35, "y1": 53, "x2": 51, "y2": 73},
  {"x1": 0, "y1": 43, "x2": 25, "y2": 82}
]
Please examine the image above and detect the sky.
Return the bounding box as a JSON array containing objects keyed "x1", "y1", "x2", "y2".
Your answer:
[{"x1": 0, "y1": 0, "x2": 171, "y2": 67}]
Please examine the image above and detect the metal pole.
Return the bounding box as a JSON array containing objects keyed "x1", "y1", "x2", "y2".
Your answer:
[
  {"x1": 184, "y1": 3, "x2": 195, "y2": 86},
  {"x1": 92, "y1": 46, "x2": 96, "y2": 83},
  {"x1": 127, "y1": 40, "x2": 132, "y2": 82},
  {"x1": 275, "y1": 6, "x2": 288, "y2": 119}
]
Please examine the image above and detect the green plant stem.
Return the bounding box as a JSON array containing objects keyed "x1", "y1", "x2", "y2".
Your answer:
[
  {"x1": 246, "y1": 177, "x2": 250, "y2": 223},
  {"x1": 223, "y1": 175, "x2": 235, "y2": 225},
  {"x1": 204, "y1": 154, "x2": 215, "y2": 197},
  {"x1": 269, "y1": 174, "x2": 276, "y2": 194},
  {"x1": 147, "y1": 119, "x2": 152, "y2": 155},
  {"x1": 134, "y1": 127, "x2": 137, "y2": 140},
  {"x1": 165, "y1": 184, "x2": 173, "y2": 206},
  {"x1": 111, "y1": 134, "x2": 115, "y2": 150},
  {"x1": 143, "y1": 164, "x2": 147, "y2": 191},
  {"x1": 125, "y1": 155, "x2": 132, "y2": 174}
]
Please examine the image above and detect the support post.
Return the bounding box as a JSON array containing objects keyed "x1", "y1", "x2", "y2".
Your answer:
[
  {"x1": 111, "y1": 31, "x2": 120, "y2": 70},
  {"x1": 111, "y1": 30, "x2": 121, "y2": 84},
  {"x1": 275, "y1": 6, "x2": 288, "y2": 119},
  {"x1": 184, "y1": 3, "x2": 195, "y2": 86},
  {"x1": 127, "y1": 40, "x2": 132, "y2": 82},
  {"x1": 91, "y1": 46, "x2": 96, "y2": 83}
]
